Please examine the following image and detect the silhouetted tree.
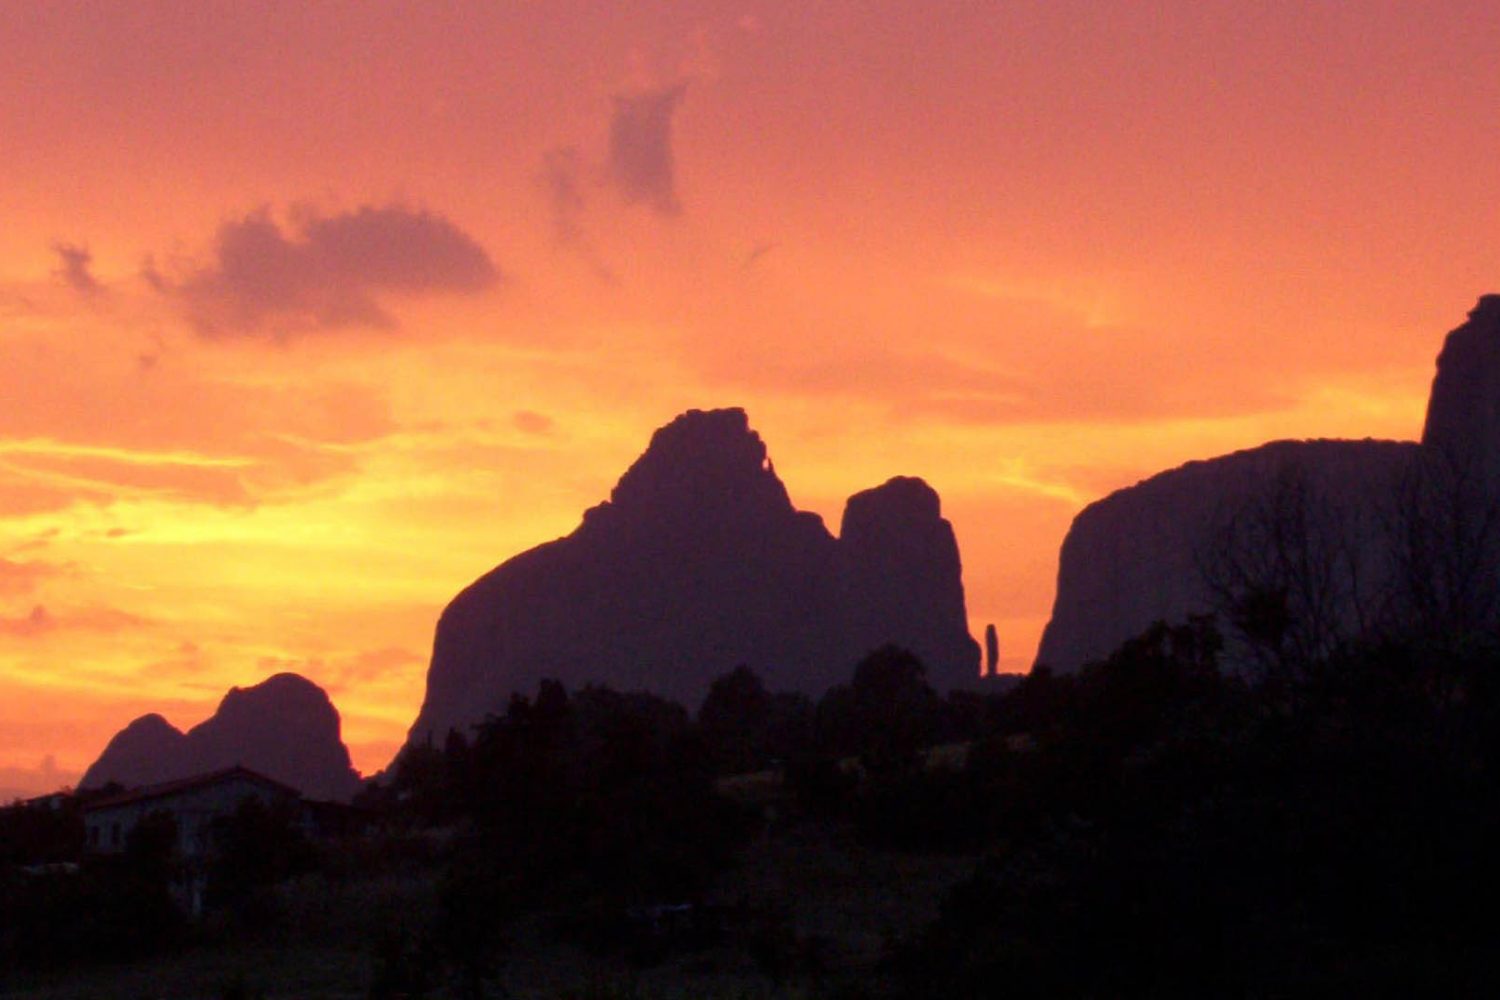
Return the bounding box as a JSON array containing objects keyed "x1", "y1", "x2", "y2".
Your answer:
[
  {"x1": 123, "y1": 808, "x2": 179, "y2": 885},
  {"x1": 367, "y1": 917, "x2": 437, "y2": 1000},
  {"x1": 388, "y1": 738, "x2": 452, "y2": 825},
  {"x1": 1200, "y1": 464, "x2": 1386, "y2": 677},
  {"x1": 0, "y1": 794, "x2": 84, "y2": 866},
  {"x1": 890, "y1": 616, "x2": 1500, "y2": 997},
  {"x1": 206, "y1": 796, "x2": 315, "y2": 924},
  {"x1": 1390, "y1": 446, "x2": 1500, "y2": 641},
  {"x1": 435, "y1": 849, "x2": 509, "y2": 1000},
  {"x1": 818, "y1": 645, "x2": 942, "y2": 772},
  {"x1": 699, "y1": 665, "x2": 774, "y2": 773},
  {"x1": 400, "y1": 680, "x2": 751, "y2": 973}
]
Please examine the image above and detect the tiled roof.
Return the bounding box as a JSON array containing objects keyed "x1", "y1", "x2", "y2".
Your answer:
[{"x1": 83, "y1": 766, "x2": 298, "y2": 813}]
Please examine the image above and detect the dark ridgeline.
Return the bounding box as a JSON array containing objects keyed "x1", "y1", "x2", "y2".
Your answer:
[
  {"x1": 79, "y1": 673, "x2": 361, "y2": 802},
  {"x1": 405, "y1": 407, "x2": 980, "y2": 752},
  {"x1": 1037, "y1": 295, "x2": 1500, "y2": 672}
]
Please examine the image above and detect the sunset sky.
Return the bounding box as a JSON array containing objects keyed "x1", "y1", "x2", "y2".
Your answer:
[{"x1": 2, "y1": 2, "x2": 1497, "y2": 798}]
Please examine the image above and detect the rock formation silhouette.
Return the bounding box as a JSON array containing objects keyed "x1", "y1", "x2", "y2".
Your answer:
[
  {"x1": 77, "y1": 713, "x2": 184, "y2": 792},
  {"x1": 405, "y1": 408, "x2": 979, "y2": 749},
  {"x1": 1423, "y1": 294, "x2": 1500, "y2": 485},
  {"x1": 1036, "y1": 296, "x2": 1500, "y2": 672},
  {"x1": 81, "y1": 673, "x2": 361, "y2": 801}
]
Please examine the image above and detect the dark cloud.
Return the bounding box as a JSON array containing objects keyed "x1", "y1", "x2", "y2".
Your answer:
[
  {"x1": 52, "y1": 243, "x2": 101, "y2": 295},
  {"x1": 608, "y1": 85, "x2": 687, "y2": 215},
  {"x1": 533, "y1": 84, "x2": 687, "y2": 262},
  {"x1": 157, "y1": 204, "x2": 501, "y2": 335}
]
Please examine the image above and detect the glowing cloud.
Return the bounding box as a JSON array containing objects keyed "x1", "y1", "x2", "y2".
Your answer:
[
  {"x1": 0, "y1": 558, "x2": 60, "y2": 597},
  {"x1": 0, "y1": 604, "x2": 147, "y2": 639}
]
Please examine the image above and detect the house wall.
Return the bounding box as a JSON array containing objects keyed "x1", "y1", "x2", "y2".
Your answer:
[{"x1": 84, "y1": 776, "x2": 294, "y2": 857}]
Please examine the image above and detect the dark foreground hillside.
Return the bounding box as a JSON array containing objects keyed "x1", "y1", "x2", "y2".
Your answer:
[{"x1": 6, "y1": 630, "x2": 1500, "y2": 997}]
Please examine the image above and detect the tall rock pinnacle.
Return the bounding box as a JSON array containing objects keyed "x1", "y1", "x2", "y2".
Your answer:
[{"x1": 840, "y1": 477, "x2": 975, "y2": 676}]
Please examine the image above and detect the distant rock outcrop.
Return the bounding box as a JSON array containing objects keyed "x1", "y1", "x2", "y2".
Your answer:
[
  {"x1": 405, "y1": 408, "x2": 979, "y2": 749},
  {"x1": 1423, "y1": 294, "x2": 1500, "y2": 484},
  {"x1": 82, "y1": 673, "x2": 361, "y2": 802},
  {"x1": 1036, "y1": 296, "x2": 1500, "y2": 672},
  {"x1": 80, "y1": 714, "x2": 186, "y2": 792},
  {"x1": 1035, "y1": 439, "x2": 1417, "y2": 671},
  {"x1": 840, "y1": 476, "x2": 977, "y2": 677}
]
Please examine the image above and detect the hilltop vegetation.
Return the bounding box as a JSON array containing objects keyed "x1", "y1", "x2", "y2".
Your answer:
[{"x1": 7, "y1": 624, "x2": 1500, "y2": 997}]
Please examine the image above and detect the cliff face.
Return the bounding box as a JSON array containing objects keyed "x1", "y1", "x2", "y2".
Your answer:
[
  {"x1": 1035, "y1": 440, "x2": 1418, "y2": 671},
  {"x1": 405, "y1": 409, "x2": 979, "y2": 749},
  {"x1": 1422, "y1": 294, "x2": 1500, "y2": 478},
  {"x1": 840, "y1": 477, "x2": 977, "y2": 678},
  {"x1": 81, "y1": 673, "x2": 361, "y2": 801},
  {"x1": 1036, "y1": 296, "x2": 1500, "y2": 673}
]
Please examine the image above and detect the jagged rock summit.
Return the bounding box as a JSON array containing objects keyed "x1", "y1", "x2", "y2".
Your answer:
[
  {"x1": 82, "y1": 673, "x2": 361, "y2": 802},
  {"x1": 406, "y1": 408, "x2": 979, "y2": 749},
  {"x1": 1036, "y1": 296, "x2": 1500, "y2": 672}
]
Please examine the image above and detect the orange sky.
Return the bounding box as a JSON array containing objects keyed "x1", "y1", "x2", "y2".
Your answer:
[{"x1": 2, "y1": 2, "x2": 1496, "y2": 798}]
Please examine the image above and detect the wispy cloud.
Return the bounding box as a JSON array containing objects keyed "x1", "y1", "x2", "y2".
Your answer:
[
  {"x1": 0, "y1": 440, "x2": 254, "y2": 469},
  {"x1": 255, "y1": 646, "x2": 423, "y2": 693},
  {"x1": 52, "y1": 243, "x2": 102, "y2": 295},
  {"x1": 0, "y1": 604, "x2": 148, "y2": 639},
  {"x1": 539, "y1": 146, "x2": 615, "y2": 280},
  {"x1": 0, "y1": 755, "x2": 75, "y2": 801},
  {"x1": 512, "y1": 410, "x2": 555, "y2": 436},
  {"x1": 542, "y1": 146, "x2": 588, "y2": 245},
  {"x1": 0, "y1": 557, "x2": 61, "y2": 598}
]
